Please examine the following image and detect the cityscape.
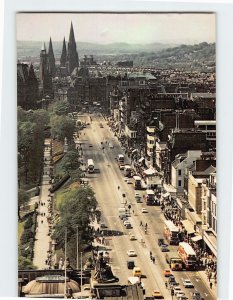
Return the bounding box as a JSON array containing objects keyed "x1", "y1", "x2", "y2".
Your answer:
[{"x1": 17, "y1": 13, "x2": 216, "y2": 299}]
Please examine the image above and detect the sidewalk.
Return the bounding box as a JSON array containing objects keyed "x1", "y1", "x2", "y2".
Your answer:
[
  {"x1": 198, "y1": 270, "x2": 217, "y2": 298},
  {"x1": 33, "y1": 140, "x2": 53, "y2": 269}
]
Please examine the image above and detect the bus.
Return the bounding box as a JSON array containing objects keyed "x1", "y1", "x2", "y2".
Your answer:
[
  {"x1": 178, "y1": 242, "x2": 197, "y2": 270},
  {"x1": 133, "y1": 176, "x2": 142, "y2": 190},
  {"x1": 117, "y1": 154, "x2": 125, "y2": 167},
  {"x1": 144, "y1": 189, "x2": 155, "y2": 205},
  {"x1": 163, "y1": 220, "x2": 179, "y2": 245},
  {"x1": 87, "y1": 159, "x2": 95, "y2": 173},
  {"x1": 165, "y1": 253, "x2": 183, "y2": 271}
]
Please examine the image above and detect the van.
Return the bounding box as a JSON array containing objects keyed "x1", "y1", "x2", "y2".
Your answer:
[{"x1": 133, "y1": 267, "x2": 142, "y2": 277}]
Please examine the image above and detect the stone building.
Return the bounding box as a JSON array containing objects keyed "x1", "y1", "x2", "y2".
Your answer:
[
  {"x1": 66, "y1": 22, "x2": 79, "y2": 74},
  {"x1": 39, "y1": 43, "x2": 53, "y2": 98},
  {"x1": 17, "y1": 62, "x2": 39, "y2": 110}
]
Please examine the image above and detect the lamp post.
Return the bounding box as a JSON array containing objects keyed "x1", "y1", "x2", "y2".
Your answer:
[{"x1": 76, "y1": 226, "x2": 79, "y2": 270}]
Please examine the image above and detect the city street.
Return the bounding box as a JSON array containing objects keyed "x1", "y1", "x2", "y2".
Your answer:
[{"x1": 76, "y1": 113, "x2": 216, "y2": 300}]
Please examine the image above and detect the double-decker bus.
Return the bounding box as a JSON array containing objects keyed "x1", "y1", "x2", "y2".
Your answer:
[
  {"x1": 163, "y1": 220, "x2": 179, "y2": 245},
  {"x1": 144, "y1": 189, "x2": 155, "y2": 205},
  {"x1": 178, "y1": 242, "x2": 197, "y2": 270},
  {"x1": 133, "y1": 176, "x2": 142, "y2": 190},
  {"x1": 87, "y1": 159, "x2": 95, "y2": 173}
]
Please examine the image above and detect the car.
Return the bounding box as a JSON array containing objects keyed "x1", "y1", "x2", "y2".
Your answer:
[
  {"x1": 168, "y1": 276, "x2": 179, "y2": 287},
  {"x1": 176, "y1": 292, "x2": 186, "y2": 299},
  {"x1": 182, "y1": 279, "x2": 194, "y2": 288},
  {"x1": 141, "y1": 208, "x2": 148, "y2": 213},
  {"x1": 129, "y1": 234, "x2": 136, "y2": 240},
  {"x1": 127, "y1": 260, "x2": 135, "y2": 269},
  {"x1": 158, "y1": 238, "x2": 165, "y2": 246},
  {"x1": 164, "y1": 269, "x2": 172, "y2": 277},
  {"x1": 109, "y1": 143, "x2": 114, "y2": 148},
  {"x1": 119, "y1": 165, "x2": 125, "y2": 170},
  {"x1": 160, "y1": 244, "x2": 169, "y2": 252},
  {"x1": 89, "y1": 144, "x2": 93, "y2": 147},
  {"x1": 191, "y1": 292, "x2": 202, "y2": 300},
  {"x1": 99, "y1": 123, "x2": 104, "y2": 128},
  {"x1": 152, "y1": 290, "x2": 164, "y2": 299},
  {"x1": 173, "y1": 287, "x2": 182, "y2": 295},
  {"x1": 127, "y1": 250, "x2": 137, "y2": 257},
  {"x1": 124, "y1": 220, "x2": 130, "y2": 226},
  {"x1": 125, "y1": 223, "x2": 132, "y2": 229},
  {"x1": 127, "y1": 180, "x2": 133, "y2": 184}
]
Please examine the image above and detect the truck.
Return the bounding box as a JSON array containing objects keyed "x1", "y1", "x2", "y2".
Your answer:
[
  {"x1": 165, "y1": 252, "x2": 183, "y2": 271},
  {"x1": 178, "y1": 242, "x2": 197, "y2": 270}
]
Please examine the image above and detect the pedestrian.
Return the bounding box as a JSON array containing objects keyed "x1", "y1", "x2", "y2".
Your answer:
[
  {"x1": 165, "y1": 282, "x2": 168, "y2": 289},
  {"x1": 145, "y1": 223, "x2": 147, "y2": 229},
  {"x1": 41, "y1": 220, "x2": 43, "y2": 224},
  {"x1": 132, "y1": 210, "x2": 134, "y2": 215},
  {"x1": 152, "y1": 257, "x2": 155, "y2": 264},
  {"x1": 140, "y1": 221, "x2": 143, "y2": 226},
  {"x1": 210, "y1": 281, "x2": 213, "y2": 289},
  {"x1": 150, "y1": 251, "x2": 152, "y2": 257}
]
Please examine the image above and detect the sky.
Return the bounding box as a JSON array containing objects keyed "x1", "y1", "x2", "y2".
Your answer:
[{"x1": 16, "y1": 13, "x2": 215, "y2": 44}]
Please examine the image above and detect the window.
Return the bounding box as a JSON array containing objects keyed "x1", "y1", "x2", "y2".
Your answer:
[
  {"x1": 178, "y1": 169, "x2": 182, "y2": 176},
  {"x1": 178, "y1": 180, "x2": 182, "y2": 187}
]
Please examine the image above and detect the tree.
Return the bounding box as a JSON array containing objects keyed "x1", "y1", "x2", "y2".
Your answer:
[
  {"x1": 62, "y1": 150, "x2": 80, "y2": 173},
  {"x1": 18, "y1": 189, "x2": 30, "y2": 220},
  {"x1": 18, "y1": 256, "x2": 36, "y2": 270},
  {"x1": 54, "y1": 100, "x2": 70, "y2": 116},
  {"x1": 53, "y1": 187, "x2": 99, "y2": 251},
  {"x1": 50, "y1": 114, "x2": 75, "y2": 142}
]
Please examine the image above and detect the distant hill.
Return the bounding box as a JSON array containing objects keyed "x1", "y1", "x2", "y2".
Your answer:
[{"x1": 17, "y1": 40, "x2": 179, "y2": 59}]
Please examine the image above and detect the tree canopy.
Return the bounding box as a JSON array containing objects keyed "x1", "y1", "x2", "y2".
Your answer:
[
  {"x1": 53, "y1": 187, "x2": 98, "y2": 252},
  {"x1": 54, "y1": 100, "x2": 70, "y2": 116},
  {"x1": 50, "y1": 114, "x2": 75, "y2": 142}
]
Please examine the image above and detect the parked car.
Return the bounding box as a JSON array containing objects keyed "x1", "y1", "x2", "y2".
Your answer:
[
  {"x1": 182, "y1": 279, "x2": 194, "y2": 288},
  {"x1": 129, "y1": 234, "x2": 136, "y2": 240},
  {"x1": 141, "y1": 208, "x2": 148, "y2": 213},
  {"x1": 127, "y1": 250, "x2": 137, "y2": 257}
]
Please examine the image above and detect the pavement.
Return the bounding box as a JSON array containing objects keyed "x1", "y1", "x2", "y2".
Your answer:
[{"x1": 33, "y1": 141, "x2": 53, "y2": 269}]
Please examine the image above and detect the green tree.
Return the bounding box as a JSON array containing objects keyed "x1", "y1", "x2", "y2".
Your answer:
[
  {"x1": 54, "y1": 100, "x2": 70, "y2": 116},
  {"x1": 62, "y1": 150, "x2": 80, "y2": 173},
  {"x1": 53, "y1": 187, "x2": 98, "y2": 251},
  {"x1": 18, "y1": 189, "x2": 30, "y2": 220},
  {"x1": 18, "y1": 256, "x2": 36, "y2": 270},
  {"x1": 50, "y1": 114, "x2": 75, "y2": 142}
]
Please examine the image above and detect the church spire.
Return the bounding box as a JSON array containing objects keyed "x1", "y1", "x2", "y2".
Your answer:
[
  {"x1": 48, "y1": 37, "x2": 56, "y2": 77},
  {"x1": 66, "y1": 21, "x2": 79, "y2": 74},
  {"x1": 60, "y1": 37, "x2": 67, "y2": 67}
]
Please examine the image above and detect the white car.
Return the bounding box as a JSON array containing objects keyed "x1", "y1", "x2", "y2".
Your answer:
[
  {"x1": 109, "y1": 143, "x2": 114, "y2": 148},
  {"x1": 119, "y1": 165, "x2": 125, "y2": 170},
  {"x1": 141, "y1": 208, "x2": 148, "y2": 213},
  {"x1": 173, "y1": 287, "x2": 182, "y2": 296},
  {"x1": 182, "y1": 279, "x2": 194, "y2": 288},
  {"x1": 127, "y1": 250, "x2": 137, "y2": 257},
  {"x1": 176, "y1": 292, "x2": 186, "y2": 299},
  {"x1": 127, "y1": 180, "x2": 133, "y2": 184}
]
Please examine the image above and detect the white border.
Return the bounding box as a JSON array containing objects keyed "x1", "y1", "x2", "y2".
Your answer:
[{"x1": 1, "y1": 1, "x2": 233, "y2": 299}]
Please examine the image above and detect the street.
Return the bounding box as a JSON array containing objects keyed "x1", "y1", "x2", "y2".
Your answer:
[{"x1": 76, "y1": 113, "x2": 216, "y2": 300}]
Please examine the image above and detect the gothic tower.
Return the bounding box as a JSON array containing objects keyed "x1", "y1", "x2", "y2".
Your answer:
[
  {"x1": 39, "y1": 43, "x2": 53, "y2": 97},
  {"x1": 66, "y1": 22, "x2": 79, "y2": 74},
  {"x1": 60, "y1": 37, "x2": 67, "y2": 67},
  {"x1": 48, "y1": 37, "x2": 56, "y2": 77}
]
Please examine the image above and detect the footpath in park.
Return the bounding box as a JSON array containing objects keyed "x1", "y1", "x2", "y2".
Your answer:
[{"x1": 33, "y1": 139, "x2": 53, "y2": 269}]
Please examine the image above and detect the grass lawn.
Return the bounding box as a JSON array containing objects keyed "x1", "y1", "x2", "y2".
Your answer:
[
  {"x1": 55, "y1": 181, "x2": 80, "y2": 209},
  {"x1": 18, "y1": 220, "x2": 25, "y2": 244}
]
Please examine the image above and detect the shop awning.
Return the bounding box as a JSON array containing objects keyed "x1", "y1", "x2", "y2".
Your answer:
[
  {"x1": 182, "y1": 219, "x2": 195, "y2": 235},
  {"x1": 139, "y1": 157, "x2": 145, "y2": 163},
  {"x1": 191, "y1": 235, "x2": 202, "y2": 242}
]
